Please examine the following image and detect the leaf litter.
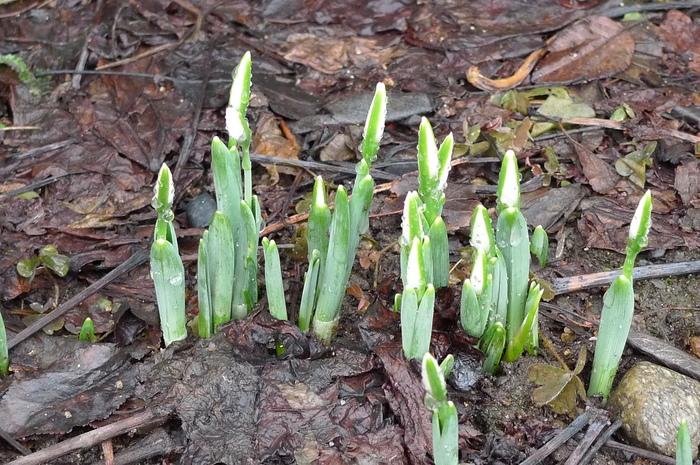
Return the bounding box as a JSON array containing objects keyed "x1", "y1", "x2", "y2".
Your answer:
[{"x1": 2, "y1": 0, "x2": 700, "y2": 464}]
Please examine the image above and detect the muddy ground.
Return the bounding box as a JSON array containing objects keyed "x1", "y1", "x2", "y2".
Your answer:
[{"x1": 2, "y1": 0, "x2": 700, "y2": 464}]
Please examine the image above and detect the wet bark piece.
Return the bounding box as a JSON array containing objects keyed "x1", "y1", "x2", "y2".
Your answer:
[
  {"x1": 674, "y1": 159, "x2": 700, "y2": 205},
  {"x1": 0, "y1": 343, "x2": 136, "y2": 437},
  {"x1": 532, "y1": 16, "x2": 635, "y2": 83},
  {"x1": 375, "y1": 343, "x2": 433, "y2": 465},
  {"x1": 521, "y1": 183, "x2": 586, "y2": 232}
]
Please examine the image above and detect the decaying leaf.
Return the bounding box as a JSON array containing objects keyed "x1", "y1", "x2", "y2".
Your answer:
[
  {"x1": 532, "y1": 16, "x2": 635, "y2": 83},
  {"x1": 528, "y1": 346, "x2": 587, "y2": 416},
  {"x1": 615, "y1": 141, "x2": 656, "y2": 188}
]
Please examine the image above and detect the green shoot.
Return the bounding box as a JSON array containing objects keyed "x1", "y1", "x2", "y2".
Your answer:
[
  {"x1": 399, "y1": 236, "x2": 435, "y2": 360},
  {"x1": 312, "y1": 186, "x2": 350, "y2": 344},
  {"x1": 301, "y1": 82, "x2": 385, "y2": 343},
  {"x1": 0, "y1": 310, "x2": 8, "y2": 375},
  {"x1": 262, "y1": 238, "x2": 288, "y2": 321},
  {"x1": 227, "y1": 51, "x2": 253, "y2": 205},
  {"x1": 197, "y1": 238, "x2": 213, "y2": 338},
  {"x1": 589, "y1": 190, "x2": 652, "y2": 398},
  {"x1": 422, "y1": 353, "x2": 458, "y2": 465},
  {"x1": 531, "y1": 225, "x2": 549, "y2": 267},
  {"x1": 461, "y1": 150, "x2": 550, "y2": 373},
  {"x1": 677, "y1": 420, "x2": 692, "y2": 465},
  {"x1": 416, "y1": 118, "x2": 454, "y2": 288},
  {"x1": 150, "y1": 164, "x2": 187, "y2": 347},
  {"x1": 308, "y1": 177, "x2": 331, "y2": 287},
  {"x1": 298, "y1": 249, "x2": 320, "y2": 332},
  {"x1": 78, "y1": 317, "x2": 95, "y2": 342}
]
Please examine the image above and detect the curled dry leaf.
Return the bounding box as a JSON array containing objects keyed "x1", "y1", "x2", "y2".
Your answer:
[
  {"x1": 532, "y1": 16, "x2": 635, "y2": 83},
  {"x1": 528, "y1": 346, "x2": 587, "y2": 417}
]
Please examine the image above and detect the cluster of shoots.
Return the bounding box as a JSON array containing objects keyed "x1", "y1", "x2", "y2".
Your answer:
[
  {"x1": 588, "y1": 190, "x2": 652, "y2": 399},
  {"x1": 422, "y1": 353, "x2": 458, "y2": 465},
  {"x1": 150, "y1": 52, "x2": 387, "y2": 346},
  {"x1": 397, "y1": 119, "x2": 453, "y2": 360},
  {"x1": 461, "y1": 150, "x2": 548, "y2": 374},
  {"x1": 266, "y1": 83, "x2": 387, "y2": 344},
  {"x1": 198, "y1": 51, "x2": 263, "y2": 338}
]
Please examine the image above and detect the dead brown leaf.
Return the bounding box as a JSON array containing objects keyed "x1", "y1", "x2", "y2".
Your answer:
[
  {"x1": 282, "y1": 34, "x2": 404, "y2": 74},
  {"x1": 574, "y1": 145, "x2": 619, "y2": 194},
  {"x1": 532, "y1": 16, "x2": 634, "y2": 83}
]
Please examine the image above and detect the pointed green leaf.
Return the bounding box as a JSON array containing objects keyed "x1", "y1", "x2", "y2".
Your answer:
[
  {"x1": 150, "y1": 238, "x2": 187, "y2": 346},
  {"x1": 530, "y1": 225, "x2": 549, "y2": 267},
  {"x1": 207, "y1": 212, "x2": 235, "y2": 325},
  {"x1": 78, "y1": 317, "x2": 95, "y2": 342},
  {"x1": 360, "y1": 82, "x2": 387, "y2": 164},
  {"x1": 588, "y1": 274, "x2": 634, "y2": 398},
  {"x1": 197, "y1": 237, "x2": 213, "y2": 338},
  {"x1": 298, "y1": 249, "x2": 321, "y2": 332},
  {"x1": 263, "y1": 238, "x2": 287, "y2": 321}
]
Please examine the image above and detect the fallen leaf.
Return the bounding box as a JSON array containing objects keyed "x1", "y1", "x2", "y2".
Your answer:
[
  {"x1": 574, "y1": 145, "x2": 619, "y2": 194},
  {"x1": 532, "y1": 16, "x2": 635, "y2": 83},
  {"x1": 528, "y1": 346, "x2": 587, "y2": 417},
  {"x1": 282, "y1": 34, "x2": 404, "y2": 74},
  {"x1": 614, "y1": 141, "x2": 655, "y2": 188}
]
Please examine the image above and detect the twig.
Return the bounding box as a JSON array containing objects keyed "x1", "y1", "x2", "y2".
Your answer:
[
  {"x1": 564, "y1": 409, "x2": 610, "y2": 465},
  {"x1": 0, "y1": 171, "x2": 88, "y2": 198},
  {"x1": 0, "y1": 0, "x2": 52, "y2": 19},
  {"x1": 7, "y1": 138, "x2": 78, "y2": 160},
  {"x1": 0, "y1": 427, "x2": 31, "y2": 456},
  {"x1": 551, "y1": 260, "x2": 700, "y2": 294},
  {"x1": 5, "y1": 410, "x2": 161, "y2": 465},
  {"x1": 7, "y1": 248, "x2": 149, "y2": 350},
  {"x1": 519, "y1": 410, "x2": 591, "y2": 465},
  {"x1": 250, "y1": 153, "x2": 397, "y2": 182},
  {"x1": 578, "y1": 419, "x2": 623, "y2": 465},
  {"x1": 72, "y1": 0, "x2": 104, "y2": 89},
  {"x1": 173, "y1": 45, "x2": 211, "y2": 183}
]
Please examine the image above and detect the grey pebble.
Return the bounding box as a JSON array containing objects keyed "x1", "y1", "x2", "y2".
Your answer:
[
  {"x1": 608, "y1": 361, "x2": 700, "y2": 458},
  {"x1": 186, "y1": 192, "x2": 217, "y2": 228}
]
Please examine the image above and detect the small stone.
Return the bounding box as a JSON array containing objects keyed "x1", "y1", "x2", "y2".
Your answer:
[
  {"x1": 185, "y1": 192, "x2": 217, "y2": 228},
  {"x1": 608, "y1": 362, "x2": 700, "y2": 458}
]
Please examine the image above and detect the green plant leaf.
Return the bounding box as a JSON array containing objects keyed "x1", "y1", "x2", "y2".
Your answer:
[
  {"x1": 480, "y1": 322, "x2": 506, "y2": 375},
  {"x1": 263, "y1": 238, "x2": 288, "y2": 321},
  {"x1": 78, "y1": 317, "x2": 95, "y2": 342},
  {"x1": 197, "y1": 237, "x2": 213, "y2": 338},
  {"x1": 537, "y1": 93, "x2": 595, "y2": 119},
  {"x1": 206, "y1": 212, "x2": 235, "y2": 326},
  {"x1": 677, "y1": 420, "x2": 692, "y2": 465},
  {"x1": 312, "y1": 185, "x2": 350, "y2": 344},
  {"x1": 528, "y1": 347, "x2": 587, "y2": 417},
  {"x1": 0, "y1": 309, "x2": 8, "y2": 375},
  {"x1": 16, "y1": 256, "x2": 40, "y2": 278},
  {"x1": 38, "y1": 245, "x2": 70, "y2": 278},
  {"x1": 530, "y1": 225, "x2": 549, "y2": 267},
  {"x1": 428, "y1": 216, "x2": 449, "y2": 288},
  {"x1": 298, "y1": 249, "x2": 321, "y2": 332},
  {"x1": 588, "y1": 274, "x2": 634, "y2": 398},
  {"x1": 150, "y1": 238, "x2": 187, "y2": 347},
  {"x1": 615, "y1": 142, "x2": 655, "y2": 187},
  {"x1": 422, "y1": 352, "x2": 447, "y2": 405},
  {"x1": 360, "y1": 82, "x2": 387, "y2": 164}
]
